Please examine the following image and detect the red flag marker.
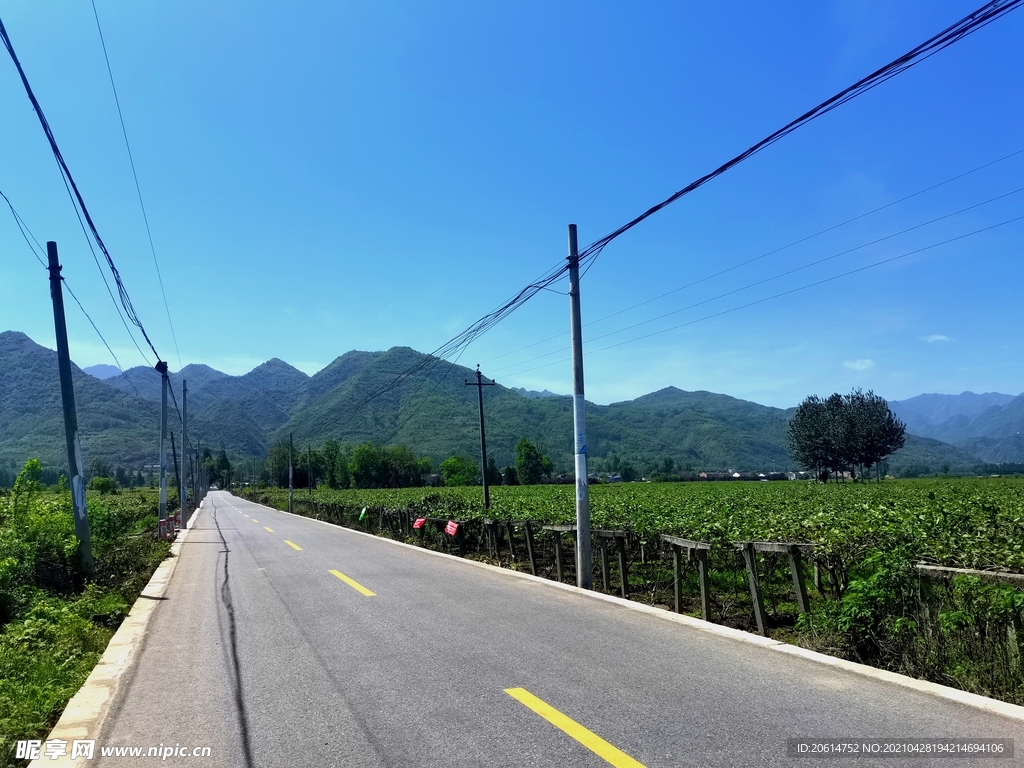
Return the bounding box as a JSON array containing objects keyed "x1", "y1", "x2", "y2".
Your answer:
[
  {"x1": 445, "y1": 520, "x2": 460, "y2": 536},
  {"x1": 413, "y1": 517, "x2": 426, "y2": 529}
]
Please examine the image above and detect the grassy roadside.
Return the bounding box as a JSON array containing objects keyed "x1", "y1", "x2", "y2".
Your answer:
[{"x1": 0, "y1": 461, "x2": 171, "y2": 768}]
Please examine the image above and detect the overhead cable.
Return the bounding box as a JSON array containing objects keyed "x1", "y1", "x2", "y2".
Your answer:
[
  {"x1": 0, "y1": 14, "x2": 165, "y2": 365},
  {"x1": 500, "y1": 214, "x2": 1024, "y2": 378},
  {"x1": 481, "y1": 146, "x2": 1024, "y2": 366},
  {"x1": 352, "y1": 0, "x2": 1023, "y2": 414},
  {"x1": 90, "y1": 0, "x2": 182, "y2": 369},
  {"x1": 487, "y1": 185, "x2": 1024, "y2": 375},
  {"x1": 575, "y1": 0, "x2": 1024, "y2": 266},
  {"x1": 2, "y1": 188, "x2": 141, "y2": 396}
]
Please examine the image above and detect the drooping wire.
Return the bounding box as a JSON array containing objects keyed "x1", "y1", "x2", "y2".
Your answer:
[
  {"x1": 575, "y1": 0, "x2": 1024, "y2": 266},
  {"x1": 0, "y1": 14, "x2": 165, "y2": 364},
  {"x1": 498, "y1": 214, "x2": 1024, "y2": 378},
  {"x1": 334, "y1": 259, "x2": 573, "y2": 429},
  {"x1": 350, "y1": 0, "x2": 1022, "y2": 416},
  {"x1": 2, "y1": 188, "x2": 141, "y2": 396},
  {"x1": 90, "y1": 0, "x2": 182, "y2": 370},
  {"x1": 487, "y1": 185, "x2": 1024, "y2": 375},
  {"x1": 483, "y1": 146, "x2": 1024, "y2": 366},
  {"x1": 64, "y1": 281, "x2": 141, "y2": 398},
  {"x1": 2, "y1": 188, "x2": 46, "y2": 268},
  {"x1": 302, "y1": 0, "x2": 1024, "y2": 429},
  {"x1": 55, "y1": 154, "x2": 153, "y2": 366}
]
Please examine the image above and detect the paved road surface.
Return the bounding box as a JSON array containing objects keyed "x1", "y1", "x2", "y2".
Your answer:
[{"x1": 93, "y1": 492, "x2": 1023, "y2": 766}]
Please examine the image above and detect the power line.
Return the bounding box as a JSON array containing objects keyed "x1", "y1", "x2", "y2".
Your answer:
[
  {"x1": 0, "y1": 13, "x2": 165, "y2": 365},
  {"x1": 1, "y1": 188, "x2": 46, "y2": 268},
  {"x1": 487, "y1": 185, "x2": 1024, "y2": 375},
  {"x1": 481, "y1": 146, "x2": 1024, "y2": 367},
  {"x1": 1, "y1": 183, "x2": 140, "y2": 393},
  {"x1": 361, "y1": 0, "x2": 1022, "y2": 412},
  {"x1": 575, "y1": 0, "x2": 1024, "y2": 266},
  {"x1": 90, "y1": 0, "x2": 182, "y2": 369},
  {"x1": 499, "y1": 214, "x2": 1024, "y2": 378},
  {"x1": 64, "y1": 281, "x2": 141, "y2": 398},
  {"x1": 51, "y1": 149, "x2": 153, "y2": 366}
]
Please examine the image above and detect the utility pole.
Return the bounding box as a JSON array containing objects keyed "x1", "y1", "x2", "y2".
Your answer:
[
  {"x1": 464, "y1": 365, "x2": 495, "y2": 509},
  {"x1": 194, "y1": 435, "x2": 200, "y2": 506},
  {"x1": 46, "y1": 241, "x2": 94, "y2": 576},
  {"x1": 288, "y1": 433, "x2": 294, "y2": 514},
  {"x1": 568, "y1": 224, "x2": 592, "y2": 589},
  {"x1": 170, "y1": 431, "x2": 180, "y2": 525},
  {"x1": 157, "y1": 360, "x2": 169, "y2": 538},
  {"x1": 180, "y1": 379, "x2": 187, "y2": 528},
  {"x1": 307, "y1": 446, "x2": 312, "y2": 495}
]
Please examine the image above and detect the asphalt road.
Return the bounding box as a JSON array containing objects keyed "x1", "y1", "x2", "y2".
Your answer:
[{"x1": 93, "y1": 491, "x2": 1024, "y2": 767}]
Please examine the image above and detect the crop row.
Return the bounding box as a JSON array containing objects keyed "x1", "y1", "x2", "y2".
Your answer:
[{"x1": 261, "y1": 477, "x2": 1024, "y2": 571}]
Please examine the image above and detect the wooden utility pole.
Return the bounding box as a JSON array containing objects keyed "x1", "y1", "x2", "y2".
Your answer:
[
  {"x1": 194, "y1": 435, "x2": 200, "y2": 506},
  {"x1": 568, "y1": 224, "x2": 592, "y2": 589},
  {"x1": 180, "y1": 379, "x2": 187, "y2": 527},
  {"x1": 46, "y1": 241, "x2": 94, "y2": 575},
  {"x1": 170, "y1": 431, "x2": 180, "y2": 527},
  {"x1": 157, "y1": 361, "x2": 169, "y2": 538},
  {"x1": 465, "y1": 366, "x2": 495, "y2": 509}
]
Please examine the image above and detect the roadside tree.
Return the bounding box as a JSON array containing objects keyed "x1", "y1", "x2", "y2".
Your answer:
[
  {"x1": 440, "y1": 456, "x2": 478, "y2": 486},
  {"x1": 788, "y1": 388, "x2": 905, "y2": 481}
]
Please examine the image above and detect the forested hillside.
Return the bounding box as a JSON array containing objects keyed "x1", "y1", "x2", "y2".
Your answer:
[{"x1": 0, "y1": 330, "x2": 990, "y2": 479}]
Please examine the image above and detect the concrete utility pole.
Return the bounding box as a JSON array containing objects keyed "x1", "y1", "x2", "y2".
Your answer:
[
  {"x1": 157, "y1": 360, "x2": 169, "y2": 538},
  {"x1": 170, "y1": 431, "x2": 180, "y2": 527},
  {"x1": 308, "y1": 446, "x2": 312, "y2": 495},
  {"x1": 180, "y1": 380, "x2": 187, "y2": 527},
  {"x1": 567, "y1": 224, "x2": 592, "y2": 589},
  {"x1": 46, "y1": 241, "x2": 94, "y2": 576},
  {"x1": 289, "y1": 433, "x2": 294, "y2": 514},
  {"x1": 465, "y1": 366, "x2": 495, "y2": 509},
  {"x1": 194, "y1": 435, "x2": 200, "y2": 506}
]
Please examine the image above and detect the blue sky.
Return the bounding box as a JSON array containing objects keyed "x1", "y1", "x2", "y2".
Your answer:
[{"x1": 1, "y1": 1, "x2": 1022, "y2": 408}]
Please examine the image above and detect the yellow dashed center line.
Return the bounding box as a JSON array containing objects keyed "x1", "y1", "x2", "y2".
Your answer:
[
  {"x1": 264, "y1": 527, "x2": 274, "y2": 533},
  {"x1": 284, "y1": 540, "x2": 302, "y2": 551},
  {"x1": 329, "y1": 569, "x2": 376, "y2": 597},
  {"x1": 244, "y1": 514, "x2": 250, "y2": 518},
  {"x1": 504, "y1": 688, "x2": 645, "y2": 768},
  {"x1": 252, "y1": 519, "x2": 259, "y2": 523}
]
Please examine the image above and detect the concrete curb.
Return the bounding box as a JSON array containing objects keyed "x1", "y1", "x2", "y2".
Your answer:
[
  {"x1": 29, "y1": 503, "x2": 205, "y2": 767},
  {"x1": 248, "y1": 494, "x2": 1024, "y2": 724}
]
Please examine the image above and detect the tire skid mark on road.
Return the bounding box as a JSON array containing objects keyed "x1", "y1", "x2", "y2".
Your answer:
[{"x1": 505, "y1": 687, "x2": 645, "y2": 768}]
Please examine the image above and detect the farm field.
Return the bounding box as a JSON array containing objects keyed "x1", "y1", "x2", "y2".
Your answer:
[
  {"x1": 260, "y1": 477, "x2": 1024, "y2": 570},
  {"x1": 255, "y1": 477, "x2": 1024, "y2": 705}
]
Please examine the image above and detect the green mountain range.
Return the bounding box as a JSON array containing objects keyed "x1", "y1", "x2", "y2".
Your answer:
[
  {"x1": 0, "y1": 330, "x2": 989, "y2": 479},
  {"x1": 888, "y1": 392, "x2": 1024, "y2": 464}
]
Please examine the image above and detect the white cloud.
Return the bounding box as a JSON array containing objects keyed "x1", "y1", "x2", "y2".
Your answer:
[
  {"x1": 843, "y1": 359, "x2": 876, "y2": 371},
  {"x1": 924, "y1": 334, "x2": 951, "y2": 343}
]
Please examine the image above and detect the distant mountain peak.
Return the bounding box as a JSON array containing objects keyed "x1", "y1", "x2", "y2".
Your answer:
[
  {"x1": 83, "y1": 364, "x2": 121, "y2": 380},
  {"x1": 511, "y1": 386, "x2": 565, "y2": 400},
  {"x1": 247, "y1": 358, "x2": 308, "y2": 380}
]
